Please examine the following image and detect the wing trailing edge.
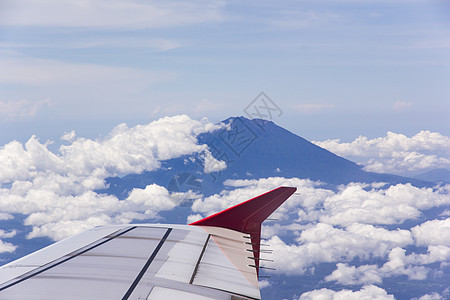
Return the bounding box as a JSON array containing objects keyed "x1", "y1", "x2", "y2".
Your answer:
[
  {"x1": 0, "y1": 187, "x2": 296, "y2": 299},
  {"x1": 189, "y1": 186, "x2": 297, "y2": 275}
]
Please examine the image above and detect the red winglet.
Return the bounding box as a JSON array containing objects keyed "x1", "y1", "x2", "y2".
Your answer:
[{"x1": 189, "y1": 186, "x2": 297, "y2": 275}]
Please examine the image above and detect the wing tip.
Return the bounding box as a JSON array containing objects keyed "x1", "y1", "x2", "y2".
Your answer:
[{"x1": 189, "y1": 186, "x2": 297, "y2": 233}]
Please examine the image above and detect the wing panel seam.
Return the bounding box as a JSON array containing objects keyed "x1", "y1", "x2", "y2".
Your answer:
[
  {"x1": 0, "y1": 226, "x2": 137, "y2": 292},
  {"x1": 189, "y1": 234, "x2": 211, "y2": 284},
  {"x1": 122, "y1": 227, "x2": 172, "y2": 300}
]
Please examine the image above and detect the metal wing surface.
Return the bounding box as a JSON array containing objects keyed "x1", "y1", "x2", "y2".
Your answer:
[{"x1": 0, "y1": 187, "x2": 296, "y2": 299}]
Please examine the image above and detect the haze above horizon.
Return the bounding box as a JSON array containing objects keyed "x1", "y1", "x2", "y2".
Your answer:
[{"x1": 0, "y1": 0, "x2": 449, "y2": 144}]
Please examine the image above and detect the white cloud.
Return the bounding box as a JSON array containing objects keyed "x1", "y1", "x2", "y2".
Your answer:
[
  {"x1": 0, "y1": 213, "x2": 13, "y2": 220},
  {"x1": 325, "y1": 263, "x2": 383, "y2": 285},
  {"x1": 313, "y1": 131, "x2": 450, "y2": 173},
  {"x1": 192, "y1": 177, "x2": 327, "y2": 218},
  {"x1": 0, "y1": 115, "x2": 222, "y2": 184},
  {"x1": 123, "y1": 184, "x2": 178, "y2": 215},
  {"x1": 268, "y1": 223, "x2": 413, "y2": 275},
  {"x1": 1, "y1": 140, "x2": 448, "y2": 295},
  {"x1": 0, "y1": 230, "x2": 17, "y2": 239},
  {"x1": 411, "y1": 218, "x2": 450, "y2": 247},
  {"x1": 325, "y1": 246, "x2": 450, "y2": 285},
  {"x1": 411, "y1": 245, "x2": 450, "y2": 265},
  {"x1": 0, "y1": 0, "x2": 224, "y2": 29},
  {"x1": 22, "y1": 185, "x2": 181, "y2": 241},
  {"x1": 258, "y1": 280, "x2": 271, "y2": 289},
  {"x1": 187, "y1": 214, "x2": 203, "y2": 224},
  {"x1": 441, "y1": 210, "x2": 450, "y2": 216},
  {"x1": 60, "y1": 130, "x2": 76, "y2": 142},
  {"x1": 298, "y1": 285, "x2": 394, "y2": 300},
  {"x1": 191, "y1": 177, "x2": 450, "y2": 278},
  {"x1": 392, "y1": 101, "x2": 412, "y2": 111},
  {"x1": 345, "y1": 223, "x2": 413, "y2": 246},
  {"x1": 0, "y1": 115, "x2": 224, "y2": 240},
  {"x1": 379, "y1": 247, "x2": 431, "y2": 280},
  {"x1": 0, "y1": 240, "x2": 16, "y2": 254},
  {"x1": 201, "y1": 150, "x2": 226, "y2": 173},
  {"x1": 0, "y1": 99, "x2": 50, "y2": 121},
  {"x1": 0, "y1": 230, "x2": 17, "y2": 254},
  {"x1": 412, "y1": 293, "x2": 444, "y2": 300},
  {"x1": 320, "y1": 183, "x2": 450, "y2": 226}
]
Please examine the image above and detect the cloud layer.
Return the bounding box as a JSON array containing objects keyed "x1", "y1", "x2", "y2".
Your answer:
[
  {"x1": 0, "y1": 119, "x2": 448, "y2": 297},
  {"x1": 0, "y1": 115, "x2": 222, "y2": 241},
  {"x1": 298, "y1": 285, "x2": 394, "y2": 300},
  {"x1": 190, "y1": 177, "x2": 450, "y2": 296},
  {"x1": 313, "y1": 131, "x2": 450, "y2": 174}
]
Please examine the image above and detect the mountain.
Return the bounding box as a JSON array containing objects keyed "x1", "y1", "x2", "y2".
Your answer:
[
  {"x1": 412, "y1": 168, "x2": 450, "y2": 183},
  {"x1": 99, "y1": 116, "x2": 430, "y2": 198},
  {"x1": 1, "y1": 116, "x2": 445, "y2": 300}
]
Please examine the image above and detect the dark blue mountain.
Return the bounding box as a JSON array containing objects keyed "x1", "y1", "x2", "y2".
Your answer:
[
  {"x1": 99, "y1": 116, "x2": 430, "y2": 199},
  {"x1": 1, "y1": 117, "x2": 444, "y2": 300},
  {"x1": 412, "y1": 168, "x2": 450, "y2": 184}
]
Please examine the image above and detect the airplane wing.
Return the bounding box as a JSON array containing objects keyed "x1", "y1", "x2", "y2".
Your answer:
[{"x1": 0, "y1": 186, "x2": 296, "y2": 300}]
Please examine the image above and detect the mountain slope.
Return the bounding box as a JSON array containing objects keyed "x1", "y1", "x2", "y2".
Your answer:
[
  {"x1": 412, "y1": 168, "x2": 450, "y2": 183},
  {"x1": 99, "y1": 116, "x2": 429, "y2": 198}
]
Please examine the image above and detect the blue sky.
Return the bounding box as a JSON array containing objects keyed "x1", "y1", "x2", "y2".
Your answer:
[
  {"x1": 0, "y1": 0, "x2": 449, "y2": 144},
  {"x1": 0, "y1": 3, "x2": 450, "y2": 297}
]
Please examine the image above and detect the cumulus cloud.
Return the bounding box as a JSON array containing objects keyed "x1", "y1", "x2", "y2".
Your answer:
[
  {"x1": 0, "y1": 99, "x2": 50, "y2": 121},
  {"x1": 313, "y1": 131, "x2": 450, "y2": 174},
  {"x1": 411, "y1": 218, "x2": 450, "y2": 247},
  {"x1": 191, "y1": 177, "x2": 327, "y2": 219},
  {"x1": 320, "y1": 183, "x2": 450, "y2": 226},
  {"x1": 22, "y1": 185, "x2": 182, "y2": 241},
  {"x1": 3, "y1": 186, "x2": 172, "y2": 240},
  {"x1": 0, "y1": 115, "x2": 223, "y2": 240},
  {"x1": 189, "y1": 177, "x2": 450, "y2": 281},
  {"x1": 325, "y1": 245, "x2": 450, "y2": 286},
  {"x1": 392, "y1": 101, "x2": 412, "y2": 111},
  {"x1": 201, "y1": 150, "x2": 226, "y2": 173},
  {"x1": 268, "y1": 223, "x2": 413, "y2": 275},
  {"x1": 0, "y1": 241, "x2": 16, "y2": 254},
  {"x1": 60, "y1": 130, "x2": 76, "y2": 142},
  {"x1": 258, "y1": 280, "x2": 271, "y2": 289},
  {"x1": 1, "y1": 132, "x2": 448, "y2": 298},
  {"x1": 0, "y1": 213, "x2": 13, "y2": 220},
  {"x1": 412, "y1": 293, "x2": 444, "y2": 300},
  {"x1": 0, "y1": 230, "x2": 17, "y2": 239},
  {"x1": 192, "y1": 178, "x2": 450, "y2": 229},
  {"x1": 186, "y1": 214, "x2": 203, "y2": 224},
  {"x1": 298, "y1": 285, "x2": 394, "y2": 300},
  {"x1": 0, "y1": 230, "x2": 17, "y2": 254},
  {"x1": 325, "y1": 263, "x2": 384, "y2": 285},
  {"x1": 0, "y1": 115, "x2": 222, "y2": 184}
]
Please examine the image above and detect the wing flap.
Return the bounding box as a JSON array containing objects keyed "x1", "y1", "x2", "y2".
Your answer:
[{"x1": 192, "y1": 226, "x2": 260, "y2": 299}]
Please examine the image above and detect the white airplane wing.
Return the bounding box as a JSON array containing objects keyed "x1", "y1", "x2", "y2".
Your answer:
[{"x1": 0, "y1": 187, "x2": 296, "y2": 300}]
